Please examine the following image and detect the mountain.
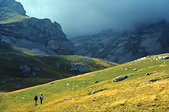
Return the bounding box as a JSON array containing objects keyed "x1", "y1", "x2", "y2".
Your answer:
[
  {"x1": 0, "y1": 0, "x2": 74, "y2": 55},
  {"x1": 0, "y1": 0, "x2": 118, "y2": 92},
  {"x1": 0, "y1": 53, "x2": 169, "y2": 111},
  {"x1": 71, "y1": 21, "x2": 169, "y2": 63}
]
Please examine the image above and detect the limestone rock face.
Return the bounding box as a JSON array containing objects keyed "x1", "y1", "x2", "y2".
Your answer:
[
  {"x1": 0, "y1": 0, "x2": 74, "y2": 55},
  {"x1": 0, "y1": 0, "x2": 26, "y2": 17},
  {"x1": 71, "y1": 21, "x2": 169, "y2": 63},
  {"x1": 0, "y1": 18, "x2": 74, "y2": 55}
]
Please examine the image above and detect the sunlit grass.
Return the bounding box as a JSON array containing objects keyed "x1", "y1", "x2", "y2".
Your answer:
[
  {"x1": 16, "y1": 48, "x2": 38, "y2": 56},
  {"x1": 0, "y1": 12, "x2": 29, "y2": 24},
  {"x1": 0, "y1": 53, "x2": 169, "y2": 111}
]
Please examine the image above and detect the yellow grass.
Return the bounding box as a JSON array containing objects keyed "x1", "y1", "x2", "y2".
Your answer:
[{"x1": 0, "y1": 53, "x2": 169, "y2": 112}]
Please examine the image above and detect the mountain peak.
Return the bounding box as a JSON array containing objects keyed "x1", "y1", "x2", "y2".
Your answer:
[{"x1": 0, "y1": 0, "x2": 26, "y2": 16}]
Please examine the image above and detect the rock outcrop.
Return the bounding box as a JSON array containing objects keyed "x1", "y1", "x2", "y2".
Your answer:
[
  {"x1": 157, "y1": 56, "x2": 169, "y2": 60},
  {"x1": 91, "y1": 88, "x2": 106, "y2": 95},
  {"x1": 70, "y1": 64, "x2": 88, "y2": 73},
  {"x1": 145, "y1": 73, "x2": 151, "y2": 76},
  {"x1": 71, "y1": 21, "x2": 169, "y2": 63},
  {"x1": 112, "y1": 75, "x2": 131, "y2": 82},
  {"x1": 0, "y1": 0, "x2": 26, "y2": 16},
  {"x1": 0, "y1": 0, "x2": 26, "y2": 23},
  {"x1": 19, "y1": 65, "x2": 31, "y2": 74},
  {"x1": 0, "y1": 0, "x2": 74, "y2": 55}
]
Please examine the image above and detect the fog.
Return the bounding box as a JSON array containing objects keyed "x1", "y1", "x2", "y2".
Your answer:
[{"x1": 16, "y1": 0, "x2": 169, "y2": 37}]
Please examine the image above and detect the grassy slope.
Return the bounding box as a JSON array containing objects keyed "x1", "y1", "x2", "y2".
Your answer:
[
  {"x1": 0, "y1": 13, "x2": 29, "y2": 24},
  {"x1": 0, "y1": 53, "x2": 169, "y2": 112},
  {"x1": 0, "y1": 6, "x2": 29, "y2": 24},
  {"x1": 0, "y1": 47, "x2": 116, "y2": 92}
]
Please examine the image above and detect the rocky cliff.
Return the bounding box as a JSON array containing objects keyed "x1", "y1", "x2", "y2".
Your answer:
[
  {"x1": 0, "y1": 0, "x2": 26, "y2": 15},
  {"x1": 71, "y1": 21, "x2": 169, "y2": 63},
  {"x1": 0, "y1": 0, "x2": 26, "y2": 22},
  {"x1": 0, "y1": 0, "x2": 74, "y2": 55}
]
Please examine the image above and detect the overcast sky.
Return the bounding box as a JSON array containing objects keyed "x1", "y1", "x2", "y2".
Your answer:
[{"x1": 16, "y1": 0, "x2": 169, "y2": 37}]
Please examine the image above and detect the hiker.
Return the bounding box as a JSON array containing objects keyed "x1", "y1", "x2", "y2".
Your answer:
[
  {"x1": 40, "y1": 94, "x2": 43, "y2": 104},
  {"x1": 34, "y1": 95, "x2": 38, "y2": 106}
]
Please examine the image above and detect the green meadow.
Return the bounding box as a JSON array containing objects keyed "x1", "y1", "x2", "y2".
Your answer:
[{"x1": 0, "y1": 53, "x2": 168, "y2": 112}]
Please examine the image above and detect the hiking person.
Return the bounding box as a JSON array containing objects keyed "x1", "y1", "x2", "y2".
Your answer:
[
  {"x1": 34, "y1": 95, "x2": 38, "y2": 106},
  {"x1": 40, "y1": 94, "x2": 43, "y2": 104}
]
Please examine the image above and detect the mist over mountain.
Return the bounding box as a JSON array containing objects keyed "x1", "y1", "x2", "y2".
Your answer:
[
  {"x1": 17, "y1": 0, "x2": 169, "y2": 37},
  {"x1": 71, "y1": 21, "x2": 169, "y2": 63}
]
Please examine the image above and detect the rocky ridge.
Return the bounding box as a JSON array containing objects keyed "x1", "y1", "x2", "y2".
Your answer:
[{"x1": 71, "y1": 21, "x2": 169, "y2": 63}]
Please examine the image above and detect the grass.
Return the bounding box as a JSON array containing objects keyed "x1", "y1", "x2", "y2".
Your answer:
[
  {"x1": 0, "y1": 12, "x2": 29, "y2": 24},
  {"x1": 16, "y1": 48, "x2": 38, "y2": 56},
  {"x1": 0, "y1": 53, "x2": 169, "y2": 111},
  {"x1": 0, "y1": 7, "x2": 30, "y2": 24},
  {"x1": 0, "y1": 46, "x2": 116, "y2": 92}
]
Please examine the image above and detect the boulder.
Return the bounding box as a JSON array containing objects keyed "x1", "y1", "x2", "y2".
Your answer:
[
  {"x1": 133, "y1": 68, "x2": 137, "y2": 71},
  {"x1": 95, "y1": 80, "x2": 102, "y2": 83},
  {"x1": 19, "y1": 65, "x2": 31, "y2": 74},
  {"x1": 141, "y1": 79, "x2": 161, "y2": 85},
  {"x1": 158, "y1": 56, "x2": 169, "y2": 60},
  {"x1": 141, "y1": 81, "x2": 152, "y2": 85},
  {"x1": 161, "y1": 76, "x2": 169, "y2": 79},
  {"x1": 113, "y1": 75, "x2": 130, "y2": 82},
  {"x1": 70, "y1": 64, "x2": 87, "y2": 72},
  {"x1": 91, "y1": 88, "x2": 106, "y2": 95},
  {"x1": 93, "y1": 97, "x2": 104, "y2": 101},
  {"x1": 136, "y1": 56, "x2": 149, "y2": 61},
  {"x1": 145, "y1": 73, "x2": 151, "y2": 76}
]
